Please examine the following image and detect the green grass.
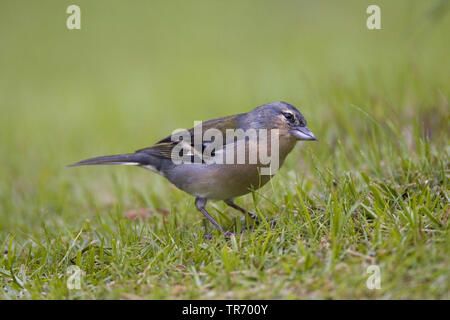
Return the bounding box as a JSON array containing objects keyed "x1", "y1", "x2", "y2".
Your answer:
[{"x1": 0, "y1": 0, "x2": 449, "y2": 299}]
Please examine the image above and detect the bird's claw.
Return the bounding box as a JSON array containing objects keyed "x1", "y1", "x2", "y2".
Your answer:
[
  {"x1": 204, "y1": 218, "x2": 276, "y2": 240},
  {"x1": 252, "y1": 216, "x2": 277, "y2": 228},
  {"x1": 224, "y1": 231, "x2": 237, "y2": 238},
  {"x1": 203, "y1": 231, "x2": 237, "y2": 240},
  {"x1": 203, "y1": 234, "x2": 214, "y2": 240}
]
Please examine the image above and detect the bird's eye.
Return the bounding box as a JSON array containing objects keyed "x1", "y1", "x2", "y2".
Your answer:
[{"x1": 283, "y1": 112, "x2": 295, "y2": 122}]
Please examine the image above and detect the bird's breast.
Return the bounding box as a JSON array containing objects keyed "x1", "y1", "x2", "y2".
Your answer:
[{"x1": 163, "y1": 135, "x2": 297, "y2": 200}]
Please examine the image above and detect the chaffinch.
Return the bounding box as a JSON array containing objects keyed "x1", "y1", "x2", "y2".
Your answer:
[{"x1": 70, "y1": 101, "x2": 317, "y2": 237}]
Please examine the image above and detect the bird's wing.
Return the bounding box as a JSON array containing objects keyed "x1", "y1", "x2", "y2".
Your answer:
[{"x1": 136, "y1": 115, "x2": 241, "y2": 161}]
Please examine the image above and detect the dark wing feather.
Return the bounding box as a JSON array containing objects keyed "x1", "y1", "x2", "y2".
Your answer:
[{"x1": 136, "y1": 114, "x2": 242, "y2": 161}]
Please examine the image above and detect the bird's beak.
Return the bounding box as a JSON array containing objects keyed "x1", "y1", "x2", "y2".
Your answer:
[{"x1": 289, "y1": 126, "x2": 317, "y2": 141}]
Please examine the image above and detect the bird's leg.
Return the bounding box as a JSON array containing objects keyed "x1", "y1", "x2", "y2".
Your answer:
[
  {"x1": 195, "y1": 197, "x2": 235, "y2": 238},
  {"x1": 224, "y1": 199, "x2": 277, "y2": 228},
  {"x1": 224, "y1": 199, "x2": 258, "y2": 220}
]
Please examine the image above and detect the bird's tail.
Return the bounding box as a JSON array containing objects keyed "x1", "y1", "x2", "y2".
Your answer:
[{"x1": 68, "y1": 153, "x2": 154, "y2": 167}]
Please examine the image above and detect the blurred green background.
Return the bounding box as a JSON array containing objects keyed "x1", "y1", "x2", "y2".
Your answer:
[
  {"x1": 0, "y1": 0, "x2": 448, "y2": 299},
  {"x1": 1, "y1": 0, "x2": 449, "y2": 235},
  {"x1": 0, "y1": 0, "x2": 448, "y2": 229}
]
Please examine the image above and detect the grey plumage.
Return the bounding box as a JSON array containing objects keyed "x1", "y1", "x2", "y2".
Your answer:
[
  {"x1": 68, "y1": 153, "x2": 153, "y2": 166},
  {"x1": 69, "y1": 101, "x2": 317, "y2": 237}
]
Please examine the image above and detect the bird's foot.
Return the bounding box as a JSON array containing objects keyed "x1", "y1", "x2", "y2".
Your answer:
[
  {"x1": 203, "y1": 230, "x2": 239, "y2": 240},
  {"x1": 203, "y1": 219, "x2": 276, "y2": 240},
  {"x1": 203, "y1": 234, "x2": 214, "y2": 240},
  {"x1": 250, "y1": 215, "x2": 277, "y2": 228},
  {"x1": 224, "y1": 231, "x2": 235, "y2": 238}
]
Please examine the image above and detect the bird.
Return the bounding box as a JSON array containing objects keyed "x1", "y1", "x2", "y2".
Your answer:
[{"x1": 69, "y1": 101, "x2": 317, "y2": 237}]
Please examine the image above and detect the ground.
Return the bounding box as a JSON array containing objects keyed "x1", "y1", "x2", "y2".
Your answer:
[{"x1": 0, "y1": 0, "x2": 449, "y2": 299}]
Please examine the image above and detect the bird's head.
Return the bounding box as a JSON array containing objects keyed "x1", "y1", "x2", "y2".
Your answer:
[{"x1": 249, "y1": 101, "x2": 317, "y2": 141}]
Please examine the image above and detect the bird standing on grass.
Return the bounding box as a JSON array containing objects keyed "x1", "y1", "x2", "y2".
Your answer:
[{"x1": 69, "y1": 101, "x2": 317, "y2": 237}]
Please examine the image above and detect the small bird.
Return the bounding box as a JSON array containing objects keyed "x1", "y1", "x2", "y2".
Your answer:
[{"x1": 69, "y1": 101, "x2": 317, "y2": 237}]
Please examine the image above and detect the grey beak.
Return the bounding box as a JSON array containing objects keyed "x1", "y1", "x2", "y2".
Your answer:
[{"x1": 290, "y1": 126, "x2": 317, "y2": 141}]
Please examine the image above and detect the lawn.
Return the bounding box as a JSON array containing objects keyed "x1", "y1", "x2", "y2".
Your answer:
[{"x1": 0, "y1": 0, "x2": 448, "y2": 299}]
